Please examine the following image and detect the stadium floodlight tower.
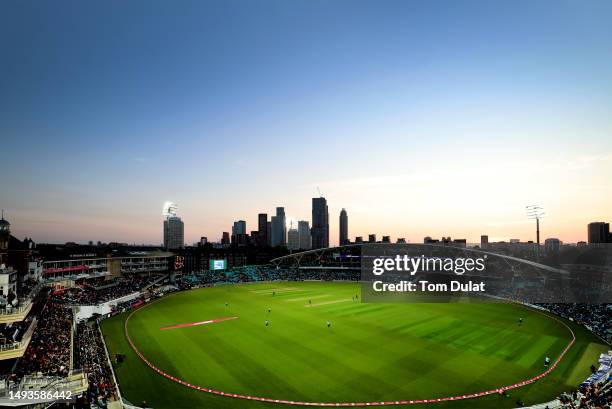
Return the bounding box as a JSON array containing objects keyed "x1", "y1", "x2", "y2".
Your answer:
[
  {"x1": 163, "y1": 201, "x2": 178, "y2": 219},
  {"x1": 526, "y1": 205, "x2": 545, "y2": 261}
]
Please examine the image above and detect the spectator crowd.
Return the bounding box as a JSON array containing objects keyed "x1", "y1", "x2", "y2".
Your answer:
[
  {"x1": 14, "y1": 301, "x2": 72, "y2": 378},
  {"x1": 539, "y1": 303, "x2": 612, "y2": 344},
  {"x1": 75, "y1": 322, "x2": 117, "y2": 408},
  {"x1": 558, "y1": 379, "x2": 611, "y2": 408},
  {"x1": 52, "y1": 274, "x2": 165, "y2": 306}
]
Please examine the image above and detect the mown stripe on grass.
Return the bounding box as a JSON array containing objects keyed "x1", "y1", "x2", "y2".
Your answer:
[{"x1": 305, "y1": 298, "x2": 353, "y2": 307}]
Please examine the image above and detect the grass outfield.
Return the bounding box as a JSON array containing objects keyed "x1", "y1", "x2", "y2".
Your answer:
[{"x1": 101, "y1": 281, "x2": 608, "y2": 408}]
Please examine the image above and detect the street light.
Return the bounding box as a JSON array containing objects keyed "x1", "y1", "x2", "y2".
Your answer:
[{"x1": 526, "y1": 205, "x2": 545, "y2": 261}]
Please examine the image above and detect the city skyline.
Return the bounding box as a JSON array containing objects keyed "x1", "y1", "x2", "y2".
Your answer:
[
  {"x1": 2, "y1": 1, "x2": 611, "y2": 245},
  {"x1": 1, "y1": 197, "x2": 609, "y2": 247}
]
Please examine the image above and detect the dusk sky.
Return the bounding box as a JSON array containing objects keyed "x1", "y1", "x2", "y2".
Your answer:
[{"x1": 1, "y1": 0, "x2": 611, "y2": 245}]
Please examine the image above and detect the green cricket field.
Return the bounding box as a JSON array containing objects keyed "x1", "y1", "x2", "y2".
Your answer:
[{"x1": 101, "y1": 281, "x2": 608, "y2": 408}]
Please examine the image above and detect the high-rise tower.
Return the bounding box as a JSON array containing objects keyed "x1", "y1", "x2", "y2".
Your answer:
[
  {"x1": 270, "y1": 207, "x2": 286, "y2": 247},
  {"x1": 257, "y1": 213, "x2": 268, "y2": 246},
  {"x1": 339, "y1": 208, "x2": 348, "y2": 246},
  {"x1": 162, "y1": 202, "x2": 184, "y2": 250},
  {"x1": 311, "y1": 197, "x2": 329, "y2": 249},
  {"x1": 298, "y1": 220, "x2": 311, "y2": 250}
]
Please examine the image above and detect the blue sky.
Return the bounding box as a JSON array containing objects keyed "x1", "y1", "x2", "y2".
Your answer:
[{"x1": 1, "y1": 0, "x2": 611, "y2": 244}]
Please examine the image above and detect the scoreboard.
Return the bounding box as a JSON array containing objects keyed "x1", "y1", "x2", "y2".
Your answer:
[{"x1": 209, "y1": 259, "x2": 227, "y2": 270}]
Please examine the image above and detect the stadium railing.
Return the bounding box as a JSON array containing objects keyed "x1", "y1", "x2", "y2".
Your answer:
[{"x1": 96, "y1": 319, "x2": 124, "y2": 408}]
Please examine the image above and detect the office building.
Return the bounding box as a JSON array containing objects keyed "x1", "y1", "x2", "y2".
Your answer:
[
  {"x1": 544, "y1": 238, "x2": 561, "y2": 255},
  {"x1": 481, "y1": 235, "x2": 489, "y2": 249},
  {"x1": 311, "y1": 197, "x2": 329, "y2": 249},
  {"x1": 163, "y1": 216, "x2": 184, "y2": 250},
  {"x1": 163, "y1": 202, "x2": 184, "y2": 250},
  {"x1": 221, "y1": 232, "x2": 230, "y2": 245},
  {"x1": 270, "y1": 207, "x2": 286, "y2": 247},
  {"x1": 257, "y1": 213, "x2": 268, "y2": 246},
  {"x1": 231, "y1": 220, "x2": 246, "y2": 244},
  {"x1": 339, "y1": 208, "x2": 348, "y2": 246},
  {"x1": 298, "y1": 220, "x2": 311, "y2": 250},
  {"x1": 588, "y1": 222, "x2": 610, "y2": 244},
  {"x1": 452, "y1": 238, "x2": 467, "y2": 247},
  {"x1": 288, "y1": 227, "x2": 299, "y2": 250},
  {"x1": 250, "y1": 230, "x2": 259, "y2": 245}
]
